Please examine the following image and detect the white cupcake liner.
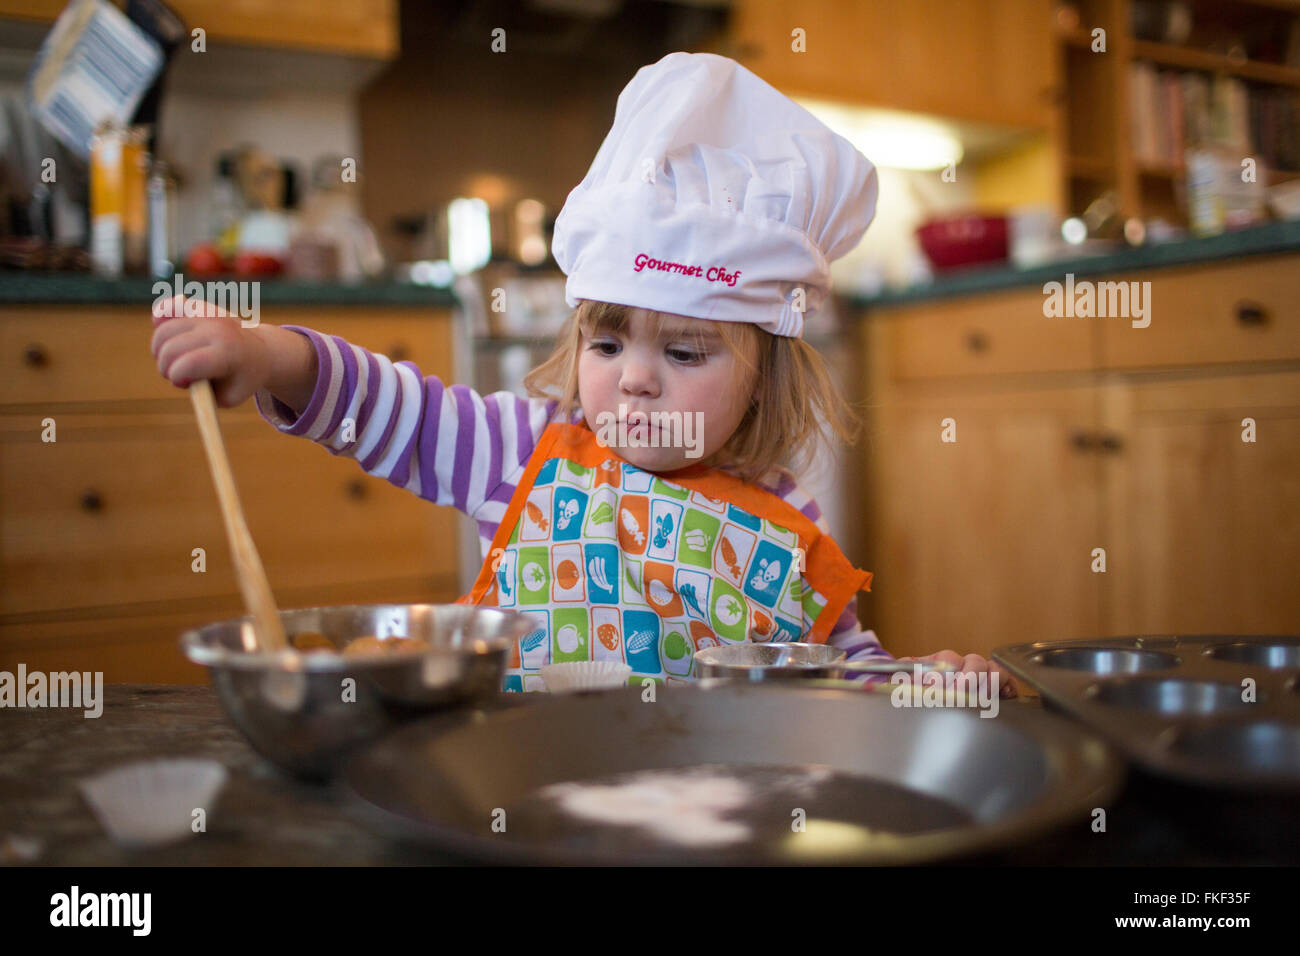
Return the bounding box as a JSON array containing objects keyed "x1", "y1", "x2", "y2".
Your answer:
[
  {"x1": 540, "y1": 661, "x2": 632, "y2": 693},
  {"x1": 79, "y1": 759, "x2": 228, "y2": 848}
]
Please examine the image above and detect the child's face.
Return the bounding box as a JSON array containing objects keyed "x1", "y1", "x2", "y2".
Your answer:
[{"x1": 578, "y1": 307, "x2": 756, "y2": 473}]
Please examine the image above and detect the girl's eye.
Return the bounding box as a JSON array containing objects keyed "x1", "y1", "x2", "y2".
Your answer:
[
  {"x1": 588, "y1": 340, "x2": 620, "y2": 356},
  {"x1": 669, "y1": 348, "x2": 705, "y2": 364}
]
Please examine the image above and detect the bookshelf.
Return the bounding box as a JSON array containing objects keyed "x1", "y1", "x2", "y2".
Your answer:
[{"x1": 1054, "y1": 0, "x2": 1300, "y2": 230}]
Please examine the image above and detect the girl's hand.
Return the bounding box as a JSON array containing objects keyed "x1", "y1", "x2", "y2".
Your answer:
[
  {"x1": 896, "y1": 650, "x2": 1018, "y2": 698},
  {"x1": 151, "y1": 294, "x2": 271, "y2": 408}
]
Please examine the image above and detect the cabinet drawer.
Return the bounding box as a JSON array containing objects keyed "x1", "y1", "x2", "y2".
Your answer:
[
  {"x1": 1100, "y1": 255, "x2": 1300, "y2": 369},
  {"x1": 1, "y1": 306, "x2": 451, "y2": 408},
  {"x1": 2, "y1": 307, "x2": 183, "y2": 406},
  {"x1": 1, "y1": 413, "x2": 459, "y2": 616},
  {"x1": 886, "y1": 287, "x2": 1095, "y2": 381}
]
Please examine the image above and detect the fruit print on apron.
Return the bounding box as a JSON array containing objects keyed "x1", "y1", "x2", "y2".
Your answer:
[{"x1": 459, "y1": 423, "x2": 872, "y2": 692}]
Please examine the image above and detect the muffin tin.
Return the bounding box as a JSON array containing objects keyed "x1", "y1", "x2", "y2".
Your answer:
[{"x1": 993, "y1": 635, "x2": 1300, "y2": 791}]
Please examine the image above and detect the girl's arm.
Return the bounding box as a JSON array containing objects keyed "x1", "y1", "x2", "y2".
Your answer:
[
  {"x1": 254, "y1": 326, "x2": 568, "y2": 533},
  {"x1": 827, "y1": 600, "x2": 890, "y2": 661},
  {"x1": 254, "y1": 324, "x2": 318, "y2": 415},
  {"x1": 150, "y1": 302, "x2": 567, "y2": 551}
]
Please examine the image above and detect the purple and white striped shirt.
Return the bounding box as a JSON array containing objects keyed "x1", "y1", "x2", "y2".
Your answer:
[{"x1": 254, "y1": 325, "x2": 888, "y2": 663}]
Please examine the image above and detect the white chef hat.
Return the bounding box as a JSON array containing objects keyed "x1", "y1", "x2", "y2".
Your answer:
[{"x1": 552, "y1": 51, "x2": 878, "y2": 338}]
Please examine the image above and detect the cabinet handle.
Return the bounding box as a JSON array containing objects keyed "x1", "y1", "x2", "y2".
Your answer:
[
  {"x1": 345, "y1": 479, "x2": 368, "y2": 500},
  {"x1": 80, "y1": 490, "x2": 104, "y2": 513},
  {"x1": 1234, "y1": 301, "x2": 1268, "y2": 326},
  {"x1": 965, "y1": 331, "x2": 990, "y2": 354},
  {"x1": 1098, "y1": 433, "x2": 1125, "y2": 453},
  {"x1": 23, "y1": 343, "x2": 49, "y2": 368},
  {"x1": 390, "y1": 343, "x2": 410, "y2": 362}
]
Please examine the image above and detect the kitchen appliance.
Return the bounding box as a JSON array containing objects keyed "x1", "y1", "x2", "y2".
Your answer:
[
  {"x1": 994, "y1": 634, "x2": 1300, "y2": 789},
  {"x1": 180, "y1": 603, "x2": 533, "y2": 779},
  {"x1": 343, "y1": 681, "x2": 1123, "y2": 864}
]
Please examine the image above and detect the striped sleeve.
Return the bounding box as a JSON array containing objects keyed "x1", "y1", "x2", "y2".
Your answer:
[
  {"x1": 253, "y1": 326, "x2": 563, "y2": 535},
  {"x1": 766, "y1": 469, "x2": 891, "y2": 663}
]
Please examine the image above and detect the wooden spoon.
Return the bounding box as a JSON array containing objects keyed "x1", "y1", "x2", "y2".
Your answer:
[{"x1": 187, "y1": 379, "x2": 288, "y2": 652}]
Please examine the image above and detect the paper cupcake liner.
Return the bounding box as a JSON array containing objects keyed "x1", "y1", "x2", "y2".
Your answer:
[
  {"x1": 79, "y1": 759, "x2": 228, "y2": 849},
  {"x1": 540, "y1": 661, "x2": 632, "y2": 693}
]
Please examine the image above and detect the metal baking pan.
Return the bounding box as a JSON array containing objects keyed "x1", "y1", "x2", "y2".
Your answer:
[
  {"x1": 342, "y1": 682, "x2": 1121, "y2": 865},
  {"x1": 993, "y1": 634, "x2": 1300, "y2": 791}
]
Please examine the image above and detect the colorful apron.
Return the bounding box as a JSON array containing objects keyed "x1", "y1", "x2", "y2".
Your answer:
[{"x1": 457, "y1": 422, "x2": 872, "y2": 692}]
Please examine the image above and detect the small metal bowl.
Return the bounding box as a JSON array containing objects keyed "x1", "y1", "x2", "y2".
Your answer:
[
  {"x1": 693, "y1": 642, "x2": 942, "y2": 682},
  {"x1": 180, "y1": 603, "x2": 532, "y2": 780}
]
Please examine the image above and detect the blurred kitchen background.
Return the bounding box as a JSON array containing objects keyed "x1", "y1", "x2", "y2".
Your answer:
[{"x1": 2, "y1": 0, "x2": 1298, "y2": 682}]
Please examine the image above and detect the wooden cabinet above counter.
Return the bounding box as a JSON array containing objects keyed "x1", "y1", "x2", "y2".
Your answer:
[
  {"x1": 718, "y1": 0, "x2": 1056, "y2": 128},
  {"x1": 0, "y1": 0, "x2": 399, "y2": 59}
]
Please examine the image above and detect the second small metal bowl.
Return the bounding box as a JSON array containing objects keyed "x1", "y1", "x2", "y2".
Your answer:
[{"x1": 693, "y1": 642, "x2": 943, "y2": 682}]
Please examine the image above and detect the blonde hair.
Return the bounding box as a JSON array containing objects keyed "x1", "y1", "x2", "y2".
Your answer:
[{"x1": 522, "y1": 299, "x2": 862, "y2": 486}]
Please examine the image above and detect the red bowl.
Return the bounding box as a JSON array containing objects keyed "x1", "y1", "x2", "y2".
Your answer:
[{"x1": 916, "y1": 214, "x2": 1009, "y2": 271}]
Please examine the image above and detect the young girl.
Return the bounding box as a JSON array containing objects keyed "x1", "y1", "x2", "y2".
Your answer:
[{"x1": 151, "y1": 52, "x2": 1012, "y2": 695}]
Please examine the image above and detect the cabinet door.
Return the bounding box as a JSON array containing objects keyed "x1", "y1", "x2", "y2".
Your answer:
[
  {"x1": 866, "y1": 384, "x2": 1104, "y2": 659},
  {"x1": 1102, "y1": 371, "x2": 1300, "y2": 635},
  {"x1": 728, "y1": 0, "x2": 1054, "y2": 128},
  {"x1": 0, "y1": 0, "x2": 398, "y2": 58}
]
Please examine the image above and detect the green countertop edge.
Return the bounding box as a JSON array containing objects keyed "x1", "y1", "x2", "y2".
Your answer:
[
  {"x1": 0, "y1": 274, "x2": 460, "y2": 307},
  {"x1": 849, "y1": 220, "x2": 1300, "y2": 310},
  {"x1": 6, "y1": 220, "x2": 1298, "y2": 309}
]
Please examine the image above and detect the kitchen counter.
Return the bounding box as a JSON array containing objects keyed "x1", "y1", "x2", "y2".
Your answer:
[
  {"x1": 0, "y1": 274, "x2": 458, "y2": 307},
  {"x1": 2, "y1": 684, "x2": 1295, "y2": 866},
  {"x1": 851, "y1": 219, "x2": 1300, "y2": 309}
]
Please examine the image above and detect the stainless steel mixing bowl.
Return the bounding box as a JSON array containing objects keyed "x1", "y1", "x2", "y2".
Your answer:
[{"x1": 180, "y1": 603, "x2": 533, "y2": 779}]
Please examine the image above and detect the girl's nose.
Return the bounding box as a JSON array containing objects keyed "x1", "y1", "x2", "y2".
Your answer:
[{"x1": 619, "y1": 358, "x2": 660, "y2": 397}]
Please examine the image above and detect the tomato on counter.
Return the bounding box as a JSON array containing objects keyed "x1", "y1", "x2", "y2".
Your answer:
[
  {"x1": 185, "y1": 242, "x2": 227, "y2": 277},
  {"x1": 233, "y1": 251, "x2": 285, "y2": 277}
]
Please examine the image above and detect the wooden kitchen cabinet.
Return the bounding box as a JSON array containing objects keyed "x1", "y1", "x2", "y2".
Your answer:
[
  {"x1": 854, "y1": 250, "x2": 1300, "y2": 660},
  {"x1": 1099, "y1": 255, "x2": 1300, "y2": 370},
  {"x1": 1101, "y1": 370, "x2": 1300, "y2": 636},
  {"x1": 0, "y1": 0, "x2": 398, "y2": 59},
  {"x1": 866, "y1": 381, "x2": 1105, "y2": 659},
  {"x1": 0, "y1": 303, "x2": 461, "y2": 683},
  {"x1": 724, "y1": 0, "x2": 1056, "y2": 128}
]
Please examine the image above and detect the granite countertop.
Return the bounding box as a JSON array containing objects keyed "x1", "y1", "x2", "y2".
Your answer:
[
  {"x1": 2, "y1": 684, "x2": 1294, "y2": 866},
  {"x1": 851, "y1": 219, "x2": 1300, "y2": 309},
  {"x1": 0, "y1": 274, "x2": 459, "y2": 307},
  {"x1": 0, "y1": 686, "x2": 460, "y2": 866}
]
